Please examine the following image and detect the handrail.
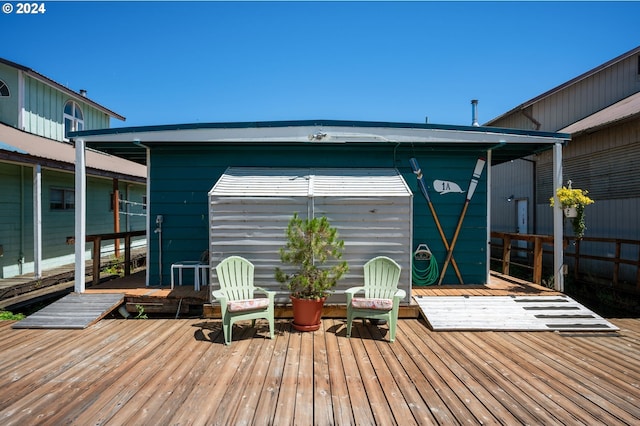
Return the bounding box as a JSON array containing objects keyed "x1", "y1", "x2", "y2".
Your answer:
[
  {"x1": 490, "y1": 232, "x2": 640, "y2": 291},
  {"x1": 67, "y1": 230, "x2": 146, "y2": 285}
]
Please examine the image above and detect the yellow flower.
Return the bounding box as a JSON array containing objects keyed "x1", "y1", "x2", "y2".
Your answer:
[{"x1": 549, "y1": 186, "x2": 594, "y2": 208}]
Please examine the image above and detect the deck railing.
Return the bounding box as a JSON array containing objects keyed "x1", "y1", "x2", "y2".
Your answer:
[
  {"x1": 67, "y1": 230, "x2": 146, "y2": 285},
  {"x1": 490, "y1": 232, "x2": 640, "y2": 291}
]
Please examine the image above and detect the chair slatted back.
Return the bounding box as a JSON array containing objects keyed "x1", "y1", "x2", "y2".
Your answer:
[
  {"x1": 215, "y1": 256, "x2": 255, "y2": 300},
  {"x1": 363, "y1": 256, "x2": 401, "y2": 299}
]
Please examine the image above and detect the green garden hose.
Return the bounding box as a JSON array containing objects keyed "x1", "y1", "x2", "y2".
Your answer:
[{"x1": 412, "y1": 254, "x2": 439, "y2": 286}]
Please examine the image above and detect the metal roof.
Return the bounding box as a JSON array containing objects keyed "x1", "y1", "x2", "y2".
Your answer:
[
  {"x1": 0, "y1": 57, "x2": 126, "y2": 121},
  {"x1": 559, "y1": 91, "x2": 640, "y2": 136},
  {"x1": 0, "y1": 123, "x2": 145, "y2": 181},
  {"x1": 209, "y1": 167, "x2": 412, "y2": 197},
  {"x1": 485, "y1": 45, "x2": 640, "y2": 126},
  {"x1": 70, "y1": 119, "x2": 569, "y2": 166}
]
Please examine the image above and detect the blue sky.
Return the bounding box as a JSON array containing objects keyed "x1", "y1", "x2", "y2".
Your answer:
[{"x1": 2, "y1": 1, "x2": 639, "y2": 128}]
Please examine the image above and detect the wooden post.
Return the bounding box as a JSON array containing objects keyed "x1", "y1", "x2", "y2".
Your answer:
[
  {"x1": 637, "y1": 245, "x2": 640, "y2": 290},
  {"x1": 502, "y1": 235, "x2": 511, "y2": 275},
  {"x1": 113, "y1": 179, "x2": 120, "y2": 258},
  {"x1": 613, "y1": 241, "x2": 621, "y2": 286},
  {"x1": 124, "y1": 234, "x2": 132, "y2": 276},
  {"x1": 92, "y1": 237, "x2": 101, "y2": 285},
  {"x1": 532, "y1": 236, "x2": 543, "y2": 284},
  {"x1": 573, "y1": 239, "x2": 581, "y2": 281}
]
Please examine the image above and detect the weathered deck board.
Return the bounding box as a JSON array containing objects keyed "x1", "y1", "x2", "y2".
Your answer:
[
  {"x1": 416, "y1": 295, "x2": 619, "y2": 331},
  {"x1": 1, "y1": 317, "x2": 639, "y2": 425},
  {"x1": 11, "y1": 293, "x2": 124, "y2": 329}
]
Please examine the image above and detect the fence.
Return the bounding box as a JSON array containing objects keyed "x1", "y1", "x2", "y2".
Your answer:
[{"x1": 490, "y1": 232, "x2": 640, "y2": 292}]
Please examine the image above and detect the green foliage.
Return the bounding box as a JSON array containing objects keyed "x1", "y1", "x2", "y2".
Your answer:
[
  {"x1": 275, "y1": 213, "x2": 349, "y2": 300},
  {"x1": 134, "y1": 304, "x2": 148, "y2": 319},
  {"x1": 550, "y1": 186, "x2": 595, "y2": 239},
  {"x1": 0, "y1": 310, "x2": 26, "y2": 321}
]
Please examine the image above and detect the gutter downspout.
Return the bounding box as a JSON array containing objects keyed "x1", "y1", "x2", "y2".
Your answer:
[{"x1": 521, "y1": 107, "x2": 542, "y2": 130}]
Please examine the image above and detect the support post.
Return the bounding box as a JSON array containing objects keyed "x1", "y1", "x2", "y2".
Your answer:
[
  {"x1": 552, "y1": 142, "x2": 564, "y2": 292},
  {"x1": 33, "y1": 164, "x2": 42, "y2": 279},
  {"x1": 74, "y1": 138, "x2": 87, "y2": 293},
  {"x1": 113, "y1": 179, "x2": 120, "y2": 258}
]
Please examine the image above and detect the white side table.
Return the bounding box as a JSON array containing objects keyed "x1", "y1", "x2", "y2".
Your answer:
[{"x1": 171, "y1": 261, "x2": 207, "y2": 291}]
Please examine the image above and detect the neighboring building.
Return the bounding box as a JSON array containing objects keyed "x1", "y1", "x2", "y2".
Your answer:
[
  {"x1": 486, "y1": 46, "x2": 640, "y2": 281},
  {"x1": 0, "y1": 58, "x2": 146, "y2": 279},
  {"x1": 71, "y1": 120, "x2": 568, "y2": 298}
]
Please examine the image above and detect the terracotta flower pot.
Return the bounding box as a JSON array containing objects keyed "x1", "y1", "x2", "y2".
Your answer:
[{"x1": 290, "y1": 295, "x2": 326, "y2": 332}]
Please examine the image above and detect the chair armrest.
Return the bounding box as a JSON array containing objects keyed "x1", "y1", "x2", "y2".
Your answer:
[
  {"x1": 344, "y1": 286, "x2": 365, "y2": 296},
  {"x1": 394, "y1": 288, "x2": 406, "y2": 299},
  {"x1": 344, "y1": 286, "x2": 365, "y2": 304},
  {"x1": 254, "y1": 286, "x2": 276, "y2": 302},
  {"x1": 212, "y1": 289, "x2": 228, "y2": 312}
]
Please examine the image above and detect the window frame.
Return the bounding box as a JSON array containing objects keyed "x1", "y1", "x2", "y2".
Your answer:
[
  {"x1": 0, "y1": 80, "x2": 9, "y2": 97},
  {"x1": 50, "y1": 187, "x2": 75, "y2": 211},
  {"x1": 63, "y1": 100, "x2": 84, "y2": 139}
]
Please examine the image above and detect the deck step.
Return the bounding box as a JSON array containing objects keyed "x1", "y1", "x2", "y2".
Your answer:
[
  {"x1": 12, "y1": 293, "x2": 124, "y2": 329},
  {"x1": 416, "y1": 295, "x2": 620, "y2": 331}
]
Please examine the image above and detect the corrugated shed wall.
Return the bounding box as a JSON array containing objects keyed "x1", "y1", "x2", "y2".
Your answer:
[{"x1": 208, "y1": 168, "x2": 413, "y2": 303}]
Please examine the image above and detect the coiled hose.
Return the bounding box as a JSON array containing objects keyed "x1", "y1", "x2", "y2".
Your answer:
[{"x1": 412, "y1": 254, "x2": 439, "y2": 286}]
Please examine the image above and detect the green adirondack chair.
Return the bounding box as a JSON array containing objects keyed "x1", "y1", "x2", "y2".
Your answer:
[
  {"x1": 345, "y1": 256, "x2": 405, "y2": 342},
  {"x1": 212, "y1": 256, "x2": 275, "y2": 345}
]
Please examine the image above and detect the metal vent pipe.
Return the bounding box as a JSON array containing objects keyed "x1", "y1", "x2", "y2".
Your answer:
[{"x1": 471, "y1": 99, "x2": 479, "y2": 126}]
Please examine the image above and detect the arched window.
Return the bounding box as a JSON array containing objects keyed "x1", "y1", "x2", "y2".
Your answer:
[
  {"x1": 64, "y1": 100, "x2": 84, "y2": 138},
  {"x1": 0, "y1": 80, "x2": 9, "y2": 97}
]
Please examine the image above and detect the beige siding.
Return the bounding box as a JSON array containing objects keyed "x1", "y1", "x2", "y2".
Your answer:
[
  {"x1": 491, "y1": 53, "x2": 640, "y2": 132},
  {"x1": 490, "y1": 159, "x2": 535, "y2": 233}
]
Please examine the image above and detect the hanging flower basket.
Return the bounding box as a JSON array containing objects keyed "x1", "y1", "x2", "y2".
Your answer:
[
  {"x1": 563, "y1": 206, "x2": 578, "y2": 218},
  {"x1": 549, "y1": 184, "x2": 594, "y2": 239}
]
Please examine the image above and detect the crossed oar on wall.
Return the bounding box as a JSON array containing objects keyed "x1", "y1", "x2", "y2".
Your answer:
[{"x1": 410, "y1": 157, "x2": 486, "y2": 285}]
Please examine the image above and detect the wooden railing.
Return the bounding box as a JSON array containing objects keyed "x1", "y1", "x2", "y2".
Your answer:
[
  {"x1": 67, "y1": 230, "x2": 146, "y2": 285},
  {"x1": 490, "y1": 232, "x2": 640, "y2": 291},
  {"x1": 490, "y1": 232, "x2": 555, "y2": 285}
]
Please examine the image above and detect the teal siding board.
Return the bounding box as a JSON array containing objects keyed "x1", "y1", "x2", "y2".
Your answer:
[
  {"x1": 0, "y1": 163, "x2": 33, "y2": 277},
  {"x1": 147, "y1": 144, "x2": 488, "y2": 285},
  {"x1": 0, "y1": 63, "x2": 20, "y2": 128}
]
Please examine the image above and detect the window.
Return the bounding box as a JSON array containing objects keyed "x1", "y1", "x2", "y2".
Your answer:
[
  {"x1": 0, "y1": 80, "x2": 9, "y2": 97},
  {"x1": 64, "y1": 100, "x2": 84, "y2": 138},
  {"x1": 50, "y1": 188, "x2": 75, "y2": 210}
]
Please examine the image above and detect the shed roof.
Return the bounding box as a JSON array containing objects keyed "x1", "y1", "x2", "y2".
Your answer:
[
  {"x1": 559, "y1": 91, "x2": 640, "y2": 136},
  {"x1": 0, "y1": 123, "x2": 145, "y2": 181},
  {"x1": 70, "y1": 119, "x2": 569, "y2": 166},
  {"x1": 210, "y1": 167, "x2": 412, "y2": 197}
]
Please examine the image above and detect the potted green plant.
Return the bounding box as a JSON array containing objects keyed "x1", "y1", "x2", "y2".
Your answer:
[
  {"x1": 550, "y1": 182, "x2": 595, "y2": 239},
  {"x1": 275, "y1": 213, "x2": 349, "y2": 331}
]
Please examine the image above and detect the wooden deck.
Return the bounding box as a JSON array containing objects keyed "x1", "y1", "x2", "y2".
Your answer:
[{"x1": 1, "y1": 314, "x2": 639, "y2": 424}]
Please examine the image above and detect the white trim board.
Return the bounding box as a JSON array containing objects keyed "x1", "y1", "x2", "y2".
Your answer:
[{"x1": 415, "y1": 295, "x2": 619, "y2": 332}]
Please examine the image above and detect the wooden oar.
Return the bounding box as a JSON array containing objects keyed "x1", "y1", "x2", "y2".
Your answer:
[
  {"x1": 409, "y1": 158, "x2": 464, "y2": 284},
  {"x1": 437, "y1": 157, "x2": 486, "y2": 285}
]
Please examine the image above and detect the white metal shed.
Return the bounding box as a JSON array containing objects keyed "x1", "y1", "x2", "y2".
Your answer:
[{"x1": 208, "y1": 167, "x2": 413, "y2": 304}]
